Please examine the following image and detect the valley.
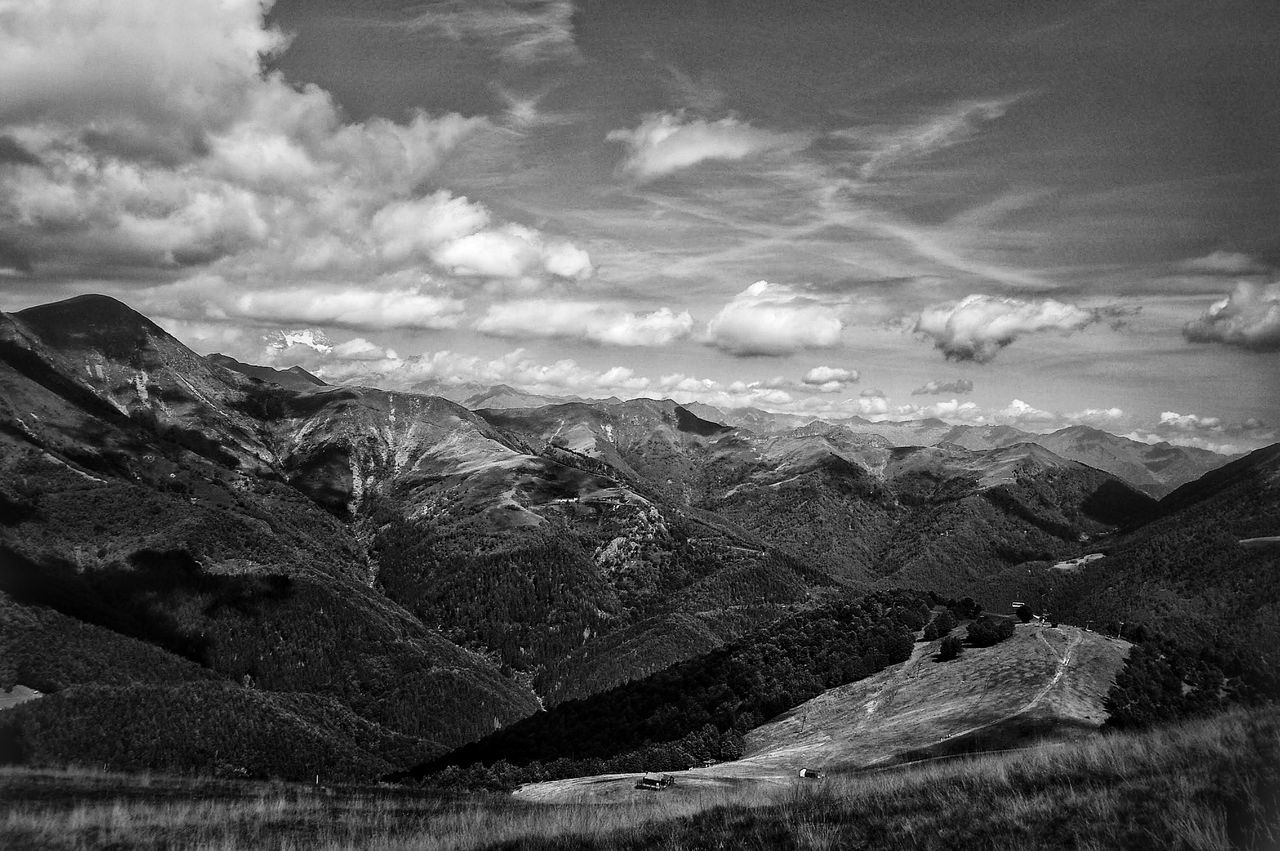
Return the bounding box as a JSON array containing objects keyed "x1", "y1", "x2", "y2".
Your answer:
[{"x1": 0, "y1": 294, "x2": 1276, "y2": 847}]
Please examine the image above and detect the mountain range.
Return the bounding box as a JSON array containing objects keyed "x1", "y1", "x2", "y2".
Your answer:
[{"x1": 0, "y1": 294, "x2": 1275, "y2": 781}]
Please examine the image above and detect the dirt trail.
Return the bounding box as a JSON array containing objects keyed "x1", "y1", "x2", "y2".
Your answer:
[{"x1": 514, "y1": 624, "x2": 1128, "y2": 805}]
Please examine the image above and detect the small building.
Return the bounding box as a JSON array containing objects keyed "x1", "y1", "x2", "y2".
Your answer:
[
  {"x1": 635, "y1": 773, "x2": 676, "y2": 790},
  {"x1": 798, "y1": 768, "x2": 823, "y2": 779}
]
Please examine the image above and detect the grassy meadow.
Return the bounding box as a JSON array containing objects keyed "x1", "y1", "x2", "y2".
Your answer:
[{"x1": 2, "y1": 706, "x2": 1277, "y2": 850}]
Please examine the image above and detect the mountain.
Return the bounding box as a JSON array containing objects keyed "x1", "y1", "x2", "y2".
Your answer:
[
  {"x1": 1023, "y1": 425, "x2": 1232, "y2": 498},
  {"x1": 208, "y1": 353, "x2": 325, "y2": 392},
  {"x1": 1, "y1": 293, "x2": 1269, "y2": 784},
  {"x1": 461, "y1": 384, "x2": 578, "y2": 409},
  {"x1": 964, "y1": 443, "x2": 1280, "y2": 692},
  {"x1": 0, "y1": 297, "x2": 541, "y2": 778},
  {"x1": 691, "y1": 407, "x2": 1231, "y2": 499}
]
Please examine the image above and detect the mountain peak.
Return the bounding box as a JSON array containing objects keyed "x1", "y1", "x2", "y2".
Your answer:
[{"x1": 15, "y1": 294, "x2": 168, "y2": 355}]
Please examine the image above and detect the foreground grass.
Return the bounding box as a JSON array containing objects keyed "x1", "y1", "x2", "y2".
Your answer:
[{"x1": 2, "y1": 707, "x2": 1277, "y2": 850}]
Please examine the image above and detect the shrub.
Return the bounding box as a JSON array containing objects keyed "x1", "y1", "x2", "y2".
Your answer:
[{"x1": 938, "y1": 635, "x2": 962, "y2": 661}]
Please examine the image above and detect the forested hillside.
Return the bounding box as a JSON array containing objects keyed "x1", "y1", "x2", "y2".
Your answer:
[{"x1": 404, "y1": 590, "x2": 929, "y2": 788}]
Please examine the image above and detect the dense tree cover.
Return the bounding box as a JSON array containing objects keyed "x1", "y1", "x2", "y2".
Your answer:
[
  {"x1": 374, "y1": 519, "x2": 617, "y2": 670},
  {"x1": 965, "y1": 615, "x2": 1015, "y2": 648},
  {"x1": 423, "y1": 724, "x2": 746, "y2": 792},
  {"x1": 1104, "y1": 635, "x2": 1279, "y2": 730},
  {"x1": 0, "y1": 592, "x2": 214, "y2": 692},
  {"x1": 0, "y1": 682, "x2": 434, "y2": 780},
  {"x1": 372, "y1": 507, "x2": 817, "y2": 675},
  {"x1": 403, "y1": 590, "x2": 929, "y2": 787}
]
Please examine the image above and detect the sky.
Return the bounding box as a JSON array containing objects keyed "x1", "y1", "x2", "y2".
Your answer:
[{"x1": 0, "y1": 0, "x2": 1278, "y2": 453}]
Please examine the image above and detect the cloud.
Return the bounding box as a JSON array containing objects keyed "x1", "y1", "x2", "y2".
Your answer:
[
  {"x1": 403, "y1": 0, "x2": 581, "y2": 65},
  {"x1": 1123, "y1": 410, "x2": 1276, "y2": 455},
  {"x1": 911, "y1": 378, "x2": 974, "y2": 395},
  {"x1": 606, "y1": 112, "x2": 808, "y2": 181},
  {"x1": 145, "y1": 273, "x2": 467, "y2": 331},
  {"x1": 0, "y1": 0, "x2": 594, "y2": 327},
  {"x1": 476, "y1": 300, "x2": 693, "y2": 346},
  {"x1": 1182, "y1": 282, "x2": 1280, "y2": 351},
  {"x1": 1179, "y1": 251, "x2": 1269, "y2": 276},
  {"x1": 800, "y1": 365, "x2": 859, "y2": 392},
  {"x1": 915, "y1": 294, "x2": 1096, "y2": 362},
  {"x1": 1158, "y1": 411, "x2": 1224, "y2": 433},
  {"x1": 707, "y1": 281, "x2": 844, "y2": 356},
  {"x1": 433, "y1": 225, "x2": 593, "y2": 280},
  {"x1": 856, "y1": 97, "x2": 1020, "y2": 179},
  {"x1": 803, "y1": 366, "x2": 859, "y2": 385},
  {"x1": 884, "y1": 397, "x2": 1126, "y2": 432}
]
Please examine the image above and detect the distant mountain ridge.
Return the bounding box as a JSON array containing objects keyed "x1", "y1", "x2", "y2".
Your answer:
[
  {"x1": 208, "y1": 353, "x2": 326, "y2": 392},
  {"x1": 667, "y1": 404, "x2": 1231, "y2": 498}
]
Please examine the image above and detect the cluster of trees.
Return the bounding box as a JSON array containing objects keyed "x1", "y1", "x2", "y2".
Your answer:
[
  {"x1": 965, "y1": 615, "x2": 1015, "y2": 648},
  {"x1": 1104, "y1": 635, "x2": 1278, "y2": 730},
  {"x1": 406, "y1": 590, "x2": 929, "y2": 787}
]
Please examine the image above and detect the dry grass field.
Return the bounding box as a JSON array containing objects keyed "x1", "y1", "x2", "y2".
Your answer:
[
  {"x1": 1, "y1": 708, "x2": 1276, "y2": 849},
  {"x1": 514, "y1": 623, "x2": 1128, "y2": 805}
]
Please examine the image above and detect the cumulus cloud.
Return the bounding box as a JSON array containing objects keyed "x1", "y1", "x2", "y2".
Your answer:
[
  {"x1": 476, "y1": 300, "x2": 694, "y2": 346},
  {"x1": 911, "y1": 378, "x2": 974, "y2": 396},
  {"x1": 803, "y1": 366, "x2": 859, "y2": 385},
  {"x1": 434, "y1": 226, "x2": 593, "y2": 280},
  {"x1": 606, "y1": 112, "x2": 807, "y2": 181},
  {"x1": 1123, "y1": 410, "x2": 1275, "y2": 455},
  {"x1": 798, "y1": 365, "x2": 859, "y2": 393},
  {"x1": 707, "y1": 281, "x2": 844, "y2": 356},
  {"x1": 0, "y1": 0, "x2": 593, "y2": 327},
  {"x1": 1182, "y1": 282, "x2": 1280, "y2": 351},
  {"x1": 882, "y1": 397, "x2": 1126, "y2": 432},
  {"x1": 915, "y1": 294, "x2": 1096, "y2": 362}
]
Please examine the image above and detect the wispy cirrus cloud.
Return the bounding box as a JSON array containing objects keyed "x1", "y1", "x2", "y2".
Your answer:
[
  {"x1": 607, "y1": 112, "x2": 811, "y2": 181},
  {"x1": 1178, "y1": 251, "x2": 1270, "y2": 277},
  {"x1": 402, "y1": 0, "x2": 581, "y2": 65},
  {"x1": 853, "y1": 96, "x2": 1024, "y2": 180}
]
